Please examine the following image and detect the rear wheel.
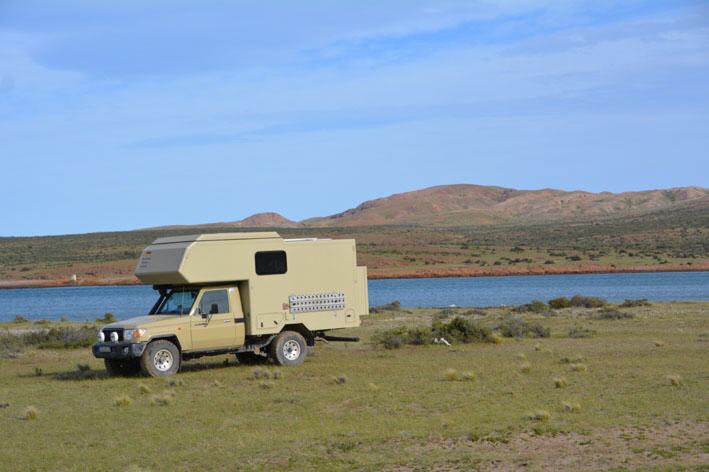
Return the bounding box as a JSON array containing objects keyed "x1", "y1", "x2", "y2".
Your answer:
[
  {"x1": 104, "y1": 359, "x2": 141, "y2": 377},
  {"x1": 140, "y1": 340, "x2": 181, "y2": 377},
  {"x1": 269, "y1": 331, "x2": 308, "y2": 366}
]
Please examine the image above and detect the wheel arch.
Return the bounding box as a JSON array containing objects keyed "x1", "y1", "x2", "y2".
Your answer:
[
  {"x1": 148, "y1": 334, "x2": 182, "y2": 352},
  {"x1": 280, "y1": 324, "x2": 314, "y2": 346}
]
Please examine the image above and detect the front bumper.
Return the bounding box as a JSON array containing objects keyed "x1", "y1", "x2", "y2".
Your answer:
[{"x1": 92, "y1": 342, "x2": 147, "y2": 359}]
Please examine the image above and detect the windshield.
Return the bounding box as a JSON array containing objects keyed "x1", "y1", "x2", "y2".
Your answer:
[{"x1": 155, "y1": 289, "x2": 198, "y2": 315}]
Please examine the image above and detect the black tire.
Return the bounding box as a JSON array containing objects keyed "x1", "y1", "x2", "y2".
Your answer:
[
  {"x1": 269, "y1": 331, "x2": 308, "y2": 366},
  {"x1": 235, "y1": 352, "x2": 267, "y2": 365},
  {"x1": 140, "y1": 340, "x2": 181, "y2": 377},
  {"x1": 104, "y1": 359, "x2": 141, "y2": 377}
]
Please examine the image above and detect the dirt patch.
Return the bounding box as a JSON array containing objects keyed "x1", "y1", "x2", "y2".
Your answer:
[{"x1": 386, "y1": 421, "x2": 709, "y2": 471}]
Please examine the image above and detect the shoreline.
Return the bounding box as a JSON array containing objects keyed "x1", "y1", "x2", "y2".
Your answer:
[{"x1": 1, "y1": 264, "x2": 707, "y2": 290}]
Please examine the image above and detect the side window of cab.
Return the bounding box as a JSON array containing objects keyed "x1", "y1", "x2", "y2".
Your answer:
[{"x1": 198, "y1": 290, "x2": 230, "y2": 315}]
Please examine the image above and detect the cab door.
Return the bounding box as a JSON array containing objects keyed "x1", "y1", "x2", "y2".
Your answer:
[{"x1": 190, "y1": 288, "x2": 240, "y2": 350}]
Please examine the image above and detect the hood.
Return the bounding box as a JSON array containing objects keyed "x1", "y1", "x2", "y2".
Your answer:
[{"x1": 103, "y1": 315, "x2": 188, "y2": 329}]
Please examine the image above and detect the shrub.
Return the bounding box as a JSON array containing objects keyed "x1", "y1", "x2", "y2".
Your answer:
[
  {"x1": 19, "y1": 406, "x2": 39, "y2": 420},
  {"x1": 619, "y1": 299, "x2": 651, "y2": 308},
  {"x1": 570, "y1": 295, "x2": 607, "y2": 308},
  {"x1": 553, "y1": 377, "x2": 568, "y2": 388},
  {"x1": 373, "y1": 328, "x2": 405, "y2": 349},
  {"x1": 34, "y1": 367, "x2": 43, "y2": 377},
  {"x1": 406, "y1": 327, "x2": 433, "y2": 345},
  {"x1": 562, "y1": 401, "x2": 581, "y2": 413},
  {"x1": 433, "y1": 317, "x2": 493, "y2": 344},
  {"x1": 0, "y1": 326, "x2": 96, "y2": 354},
  {"x1": 513, "y1": 300, "x2": 548, "y2": 314},
  {"x1": 444, "y1": 368, "x2": 460, "y2": 381},
  {"x1": 594, "y1": 308, "x2": 634, "y2": 320},
  {"x1": 568, "y1": 325, "x2": 594, "y2": 338},
  {"x1": 548, "y1": 297, "x2": 572, "y2": 309},
  {"x1": 525, "y1": 410, "x2": 551, "y2": 422},
  {"x1": 14, "y1": 315, "x2": 28, "y2": 323},
  {"x1": 369, "y1": 301, "x2": 401, "y2": 314},
  {"x1": 114, "y1": 395, "x2": 132, "y2": 407},
  {"x1": 498, "y1": 318, "x2": 550, "y2": 338},
  {"x1": 96, "y1": 313, "x2": 116, "y2": 323}
]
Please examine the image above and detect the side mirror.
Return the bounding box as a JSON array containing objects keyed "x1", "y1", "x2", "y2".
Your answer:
[
  {"x1": 198, "y1": 306, "x2": 208, "y2": 319},
  {"x1": 210, "y1": 303, "x2": 219, "y2": 315}
]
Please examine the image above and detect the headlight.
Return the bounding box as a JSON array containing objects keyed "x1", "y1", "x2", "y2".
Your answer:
[
  {"x1": 97, "y1": 331, "x2": 105, "y2": 343},
  {"x1": 110, "y1": 331, "x2": 119, "y2": 343},
  {"x1": 124, "y1": 328, "x2": 147, "y2": 341}
]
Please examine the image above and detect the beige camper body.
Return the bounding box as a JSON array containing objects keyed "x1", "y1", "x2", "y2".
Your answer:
[
  {"x1": 92, "y1": 232, "x2": 368, "y2": 377},
  {"x1": 135, "y1": 232, "x2": 369, "y2": 335}
]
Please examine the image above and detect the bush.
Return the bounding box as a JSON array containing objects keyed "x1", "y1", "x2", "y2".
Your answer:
[
  {"x1": 96, "y1": 313, "x2": 116, "y2": 323},
  {"x1": 443, "y1": 368, "x2": 460, "y2": 381},
  {"x1": 619, "y1": 299, "x2": 651, "y2": 308},
  {"x1": 594, "y1": 308, "x2": 634, "y2": 320},
  {"x1": 433, "y1": 317, "x2": 493, "y2": 343},
  {"x1": 513, "y1": 300, "x2": 548, "y2": 314},
  {"x1": 497, "y1": 318, "x2": 550, "y2": 338},
  {"x1": 0, "y1": 326, "x2": 96, "y2": 356},
  {"x1": 570, "y1": 295, "x2": 607, "y2": 308},
  {"x1": 369, "y1": 301, "x2": 401, "y2": 314},
  {"x1": 548, "y1": 297, "x2": 571, "y2": 309},
  {"x1": 14, "y1": 315, "x2": 28, "y2": 323},
  {"x1": 568, "y1": 325, "x2": 594, "y2": 338}
]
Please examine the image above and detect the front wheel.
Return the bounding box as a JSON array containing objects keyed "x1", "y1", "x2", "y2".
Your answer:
[
  {"x1": 269, "y1": 331, "x2": 308, "y2": 366},
  {"x1": 140, "y1": 340, "x2": 181, "y2": 377}
]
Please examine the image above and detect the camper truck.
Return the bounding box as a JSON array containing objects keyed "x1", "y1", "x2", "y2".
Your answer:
[{"x1": 92, "y1": 232, "x2": 368, "y2": 377}]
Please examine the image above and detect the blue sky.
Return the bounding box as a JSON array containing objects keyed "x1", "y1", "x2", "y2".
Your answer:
[{"x1": 1, "y1": 0, "x2": 707, "y2": 236}]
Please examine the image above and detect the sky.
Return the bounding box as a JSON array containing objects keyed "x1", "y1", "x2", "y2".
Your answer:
[{"x1": 1, "y1": 1, "x2": 708, "y2": 236}]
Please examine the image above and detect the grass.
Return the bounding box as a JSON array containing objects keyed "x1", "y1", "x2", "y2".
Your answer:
[{"x1": 0, "y1": 301, "x2": 707, "y2": 470}]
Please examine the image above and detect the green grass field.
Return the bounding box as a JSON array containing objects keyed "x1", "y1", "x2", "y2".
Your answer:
[{"x1": 1, "y1": 302, "x2": 707, "y2": 471}]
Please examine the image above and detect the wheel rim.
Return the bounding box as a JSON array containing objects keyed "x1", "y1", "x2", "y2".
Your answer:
[
  {"x1": 282, "y1": 340, "x2": 301, "y2": 361},
  {"x1": 153, "y1": 349, "x2": 173, "y2": 371}
]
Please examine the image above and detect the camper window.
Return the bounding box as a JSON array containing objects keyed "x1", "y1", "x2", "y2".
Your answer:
[{"x1": 255, "y1": 251, "x2": 287, "y2": 275}]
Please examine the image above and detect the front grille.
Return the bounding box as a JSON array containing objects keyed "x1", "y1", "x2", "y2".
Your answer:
[{"x1": 103, "y1": 329, "x2": 124, "y2": 342}]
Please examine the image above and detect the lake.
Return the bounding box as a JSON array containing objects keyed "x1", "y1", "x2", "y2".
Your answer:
[{"x1": 0, "y1": 271, "x2": 706, "y2": 321}]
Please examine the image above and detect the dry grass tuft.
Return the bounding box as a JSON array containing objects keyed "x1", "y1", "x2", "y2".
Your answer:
[
  {"x1": 488, "y1": 333, "x2": 503, "y2": 344},
  {"x1": 654, "y1": 340, "x2": 665, "y2": 347},
  {"x1": 570, "y1": 363, "x2": 588, "y2": 372},
  {"x1": 462, "y1": 371, "x2": 476, "y2": 382},
  {"x1": 114, "y1": 395, "x2": 132, "y2": 407},
  {"x1": 138, "y1": 384, "x2": 152, "y2": 394},
  {"x1": 272, "y1": 370, "x2": 282, "y2": 380},
  {"x1": 525, "y1": 410, "x2": 551, "y2": 422},
  {"x1": 515, "y1": 353, "x2": 527, "y2": 361},
  {"x1": 667, "y1": 375, "x2": 682, "y2": 386},
  {"x1": 367, "y1": 383, "x2": 380, "y2": 391},
  {"x1": 34, "y1": 367, "x2": 43, "y2": 377},
  {"x1": 249, "y1": 368, "x2": 270, "y2": 380},
  {"x1": 167, "y1": 378, "x2": 184, "y2": 387},
  {"x1": 334, "y1": 375, "x2": 347, "y2": 385},
  {"x1": 444, "y1": 368, "x2": 460, "y2": 381},
  {"x1": 534, "y1": 343, "x2": 542, "y2": 351},
  {"x1": 560, "y1": 355, "x2": 585, "y2": 364},
  {"x1": 519, "y1": 362, "x2": 532, "y2": 374},
  {"x1": 19, "y1": 406, "x2": 39, "y2": 420},
  {"x1": 212, "y1": 380, "x2": 223, "y2": 388},
  {"x1": 150, "y1": 394, "x2": 173, "y2": 406},
  {"x1": 553, "y1": 377, "x2": 568, "y2": 388},
  {"x1": 76, "y1": 363, "x2": 90, "y2": 372},
  {"x1": 259, "y1": 381, "x2": 274, "y2": 390},
  {"x1": 562, "y1": 400, "x2": 581, "y2": 413}
]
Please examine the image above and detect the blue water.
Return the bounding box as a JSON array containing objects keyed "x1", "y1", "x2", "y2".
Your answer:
[{"x1": 0, "y1": 271, "x2": 706, "y2": 321}]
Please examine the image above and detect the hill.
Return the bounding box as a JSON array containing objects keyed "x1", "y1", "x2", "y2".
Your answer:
[
  {"x1": 303, "y1": 184, "x2": 709, "y2": 227},
  {"x1": 0, "y1": 184, "x2": 707, "y2": 288}
]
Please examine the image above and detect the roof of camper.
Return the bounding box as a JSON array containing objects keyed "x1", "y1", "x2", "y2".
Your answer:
[{"x1": 151, "y1": 232, "x2": 281, "y2": 245}]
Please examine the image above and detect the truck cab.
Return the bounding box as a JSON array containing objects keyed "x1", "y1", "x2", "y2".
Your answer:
[{"x1": 92, "y1": 232, "x2": 368, "y2": 376}]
